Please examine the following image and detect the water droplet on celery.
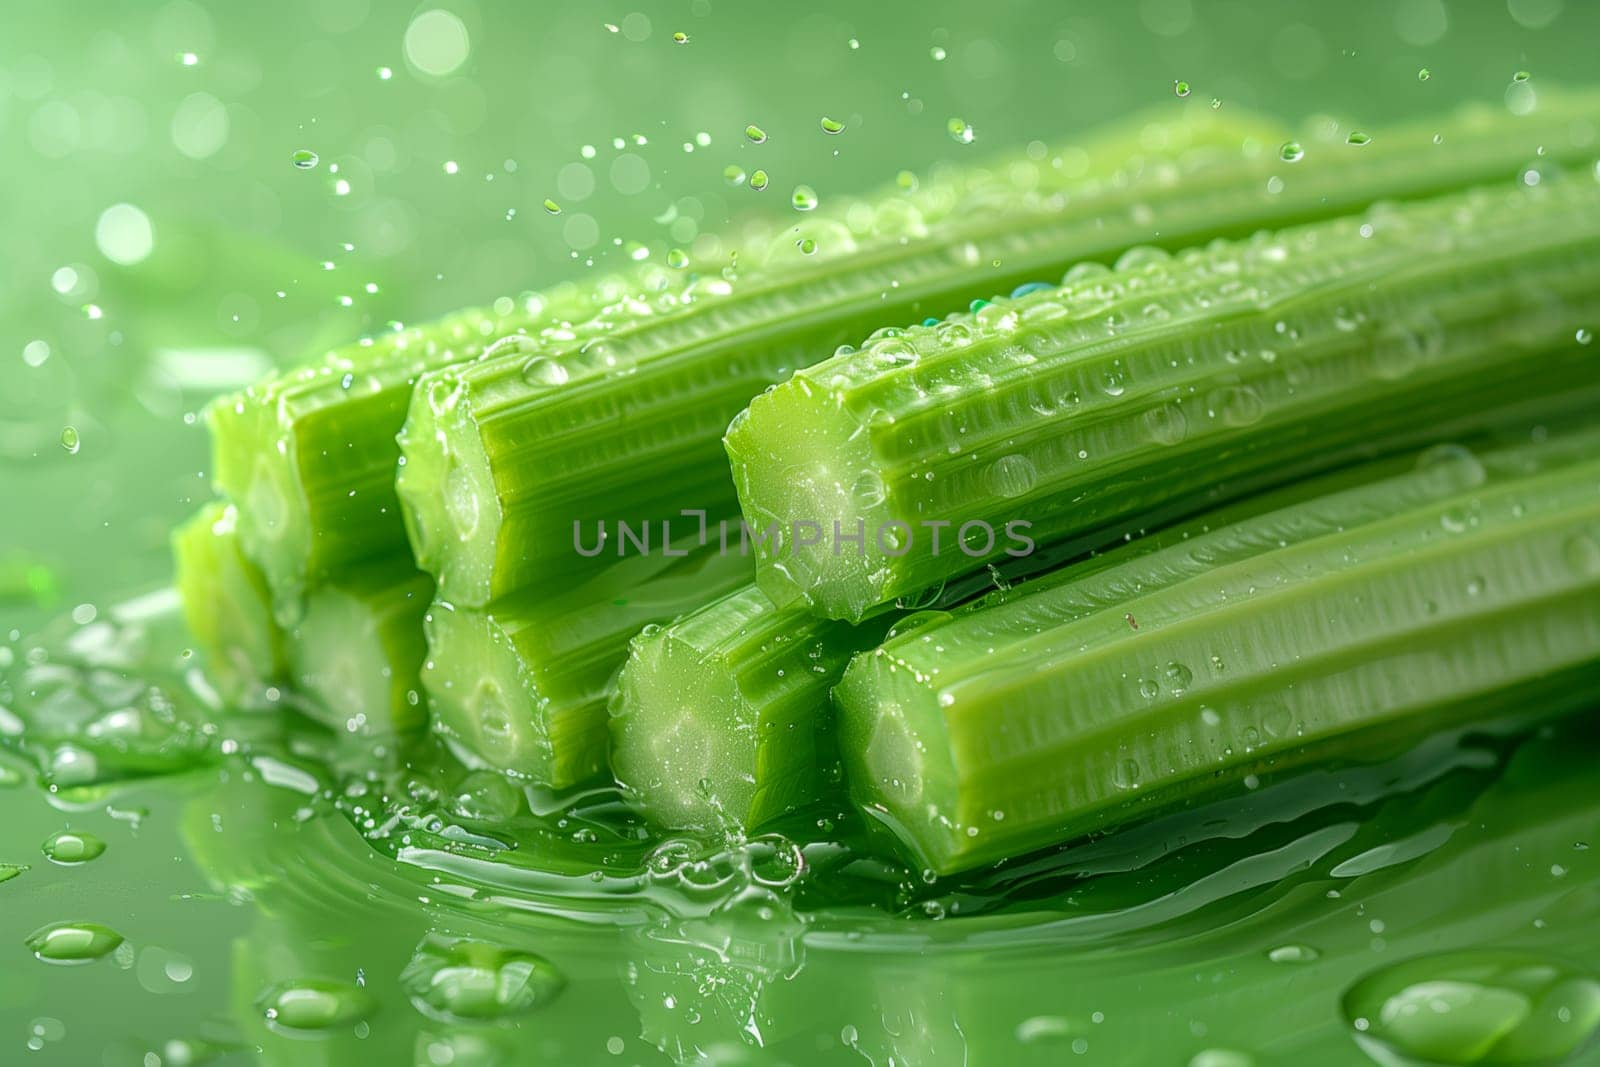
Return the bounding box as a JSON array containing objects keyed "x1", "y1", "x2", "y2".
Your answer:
[
  {"x1": 1112, "y1": 758, "x2": 1140, "y2": 790},
  {"x1": 291, "y1": 149, "x2": 318, "y2": 169},
  {"x1": 1577, "y1": 328, "x2": 1593, "y2": 345},
  {"x1": 1268, "y1": 944, "x2": 1320, "y2": 963},
  {"x1": 42, "y1": 831, "x2": 104, "y2": 865},
  {"x1": 744, "y1": 124, "x2": 767, "y2": 144},
  {"x1": 521, "y1": 357, "x2": 569, "y2": 388},
  {"x1": 1144, "y1": 402, "x2": 1188, "y2": 445},
  {"x1": 667, "y1": 248, "x2": 689, "y2": 268},
  {"x1": 1347, "y1": 130, "x2": 1372, "y2": 146},
  {"x1": 984, "y1": 455, "x2": 1037, "y2": 499},
  {"x1": 26, "y1": 922, "x2": 124, "y2": 963},
  {"x1": 1174, "y1": 79, "x2": 1191, "y2": 97},
  {"x1": 749, "y1": 170, "x2": 769, "y2": 191},
  {"x1": 795, "y1": 238, "x2": 817, "y2": 255},
  {"x1": 60, "y1": 427, "x2": 80, "y2": 454},
  {"x1": 1163, "y1": 661, "x2": 1193, "y2": 694},
  {"x1": 791, "y1": 185, "x2": 818, "y2": 212},
  {"x1": 1280, "y1": 141, "x2": 1305, "y2": 162},
  {"x1": 820, "y1": 116, "x2": 845, "y2": 135}
]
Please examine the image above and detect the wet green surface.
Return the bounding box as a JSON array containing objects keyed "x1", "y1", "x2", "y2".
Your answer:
[{"x1": 4, "y1": 2, "x2": 1600, "y2": 1063}]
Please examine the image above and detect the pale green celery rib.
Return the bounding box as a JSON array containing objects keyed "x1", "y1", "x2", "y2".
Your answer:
[
  {"x1": 287, "y1": 556, "x2": 433, "y2": 735},
  {"x1": 609, "y1": 585, "x2": 894, "y2": 832},
  {"x1": 834, "y1": 426, "x2": 1600, "y2": 875},
  {"x1": 172, "y1": 501, "x2": 287, "y2": 705},
  {"x1": 401, "y1": 94, "x2": 1600, "y2": 610},
  {"x1": 207, "y1": 280, "x2": 635, "y2": 618},
  {"x1": 422, "y1": 540, "x2": 752, "y2": 789},
  {"x1": 728, "y1": 169, "x2": 1600, "y2": 620}
]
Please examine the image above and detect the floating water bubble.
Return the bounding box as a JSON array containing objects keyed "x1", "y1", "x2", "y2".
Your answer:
[
  {"x1": 791, "y1": 185, "x2": 818, "y2": 212},
  {"x1": 1514, "y1": 70, "x2": 1532, "y2": 82},
  {"x1": 723, "y1": 164, "x2": 746, "y2": 186},
  {"x1": 1347, "y1": 130, "x2": 1372, "y2": 146},
  {"x1": 60, "y1": 426, "x2": 81, "y2": 454},
  {"x1": 749, "y1": 170, "x2": 769, "y2": 191},
  {"x1": 1343, "y1": 950, "x2": 1600, "y2": 1066},
  {"x1": 795, "y1": 238, "x2": 817, "y2": 255},
  {"x1": 1174, "y1": 79, "x2": 1191, "y2": 97},
  {"x1": 947, "y1": 118, "x2": 974, "y2": 144},
  {"x1": 671, "y1": 31, "x2": 689, "y2": 44},
  {"x1": 42, "y1": 830, "x2": 105, "y2": 864},
  {"x1": 400, "y1": 934, "x2": 566, "y2": 1022},
  {"x1": 820, "y1": 116, "x2": 845, "y2": 135},
  {"x1": 26, "y1": 921, "x2": 124, "y2": 963},
  {"x1": 744, "y1": 124, "x2": 767, "y2": 144},
  {"x1": 667, "y1": 248, "x2": 689, "y2": 269},
  {"x1": 258, "y1": 979, "x2": 375, "y2": 1032},
  {"x1": 291, "y1": 149, "x2": 319, "y2": 170},
  {"x1": 0, "y1": 864, "x2": 27, "y2": 884},
  {"x1": 1418, "y1": 67, "x2": 1431, "y2": 81},
  {"x1": 930, "y1": 46, "x2": 947, "y2": 61},
  {"x1": 542, "y1": 198, "x2": 561, "y2": 215},
  {"x1": 1280, "y1": 141, "x2": 1305, "y2": 163}
]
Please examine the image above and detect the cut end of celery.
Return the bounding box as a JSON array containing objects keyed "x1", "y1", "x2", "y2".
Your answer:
[
  {"x1": 835, "y1": 649, "x2": 962, "y2": 872},
  {"x1": 726, "y1": 382, "x2": 888, "y2": 623},
  {"x1": 397, "y1": 373, "x2": 504, "y2": 607},
  {"x1": 207, "y1": 394, "x2": 312, "y2": 613},
  {"x1": 172, "y1": 501, "x2": 287, "y2": 704},
  {"x1": 421, "y1": 599, "x2": 555, "y2": 779},
  {"x1": 289, "y1": 566, "x2": 429, "y2": 736},
  {"x1": 610, "y1": 628, "x2": 765, "y2": 831}
]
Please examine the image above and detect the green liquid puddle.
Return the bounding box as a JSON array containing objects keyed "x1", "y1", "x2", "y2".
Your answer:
[{"x1": 1, "y1": 597, "x2": 1598, "y2": 1064}]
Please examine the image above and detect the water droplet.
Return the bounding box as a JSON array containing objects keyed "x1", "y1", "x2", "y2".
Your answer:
[
  {"x1": 749, "y1": 169, "x2": 769, "y2": 191},
  {"x1": 60, "y1": 426, "x2": 81, "y2": 454},
  {"x1": 1268, "y1": 944, "x2": 1321, "y2": 964},
  {"x1": 1189, "y1": 1051, "x2": 1255, "y2": 1067},
  {"x1": 1418, "y1": 67, "x2": 1432, "y2": 81},
  {"x1": 744, "y1": 124, "x2": 768, "y2": 144},
  {"x1": 291, "y1": 149, "x2": 319, "y2": 170},
  {"x1": 1343, "y1": 950, "x2": 1600, "y2": 1067},
  {"x1": 1466, "y1": 576, "x2": 1486, "y2": 597},
  {"x1": 1112, "y1": 758, "x2": 1140, "y2": 791},
  {"x1": 1211, "y1": 385, "x2": 1264, "y2": 427},
  {"x1": 667, "y1": 248, "x2": 689, "y2": 269},
  {"x1": 1577, "y1": 328, "x2": 1593, "y2": 345},
  {"x1": 1280, "y1": 141, "x2": 1305, "y2": 163},
  {"x1": 1347, "y1": 130, "x2": 1372, "y2": 146},
  {"x1": 0, "y1": 864, "x2": 26, "y2": 884},
  {"x1": 1514, "y1": 70, "x2": 1532, "y2": 82},
  {"x1": 26, "y1": 922, "x2": 124, "y2": 964},
  {"x1": 984, "y1": 455, "x2": 1038, "y2": 499},
  {"x1": 521, "y1": 357, "x2": 569, "y2": 387},
  {"x1": 1174, "y1": 79, "x2": 1191, "y2": 97},
  {"x1": 851, "y1": 470, "x2": 888, "y2": 508},
  {"x1": 820, "y1": 116, "x2": 845, "y2": 135},
  {"x1": 947, "y1": 117, "x2": 975, "y2": 144},
  {"x1": 792, "y1": 185, "x2": 818, "y2": 212},
  {"x1": 1163, "y1": 661, "x2": 1193, "y2": 694},
  {"x1": 723, "y1": 164, "x2": 746, "y2": 186},
  {"x1": 258, "y1": 979, "x2": 374, "y2": 1032},
  {"x1": 400, "y1": 935, "x2": 565, "y2": 1022},
  {"x1": 1564, "y1": 531, "x2": 1600, "y2": 576},
  {"x1": 42, "y1": 831, "x2": 105, "y2": 865},
  {"x1": 542, "y1": 198, "x2": 561, "y2": 215},
  {"x1": 930, "y1": 46, "x2": 947, "y2": 61},
  {"x1": 1143, "y1": 402, "x2": 1188, "y2": 445},
  {"x1": 796, "y1": 237, "x2": 817, "y2": 255},
  {"x1": 671, "y1": 31, "x2": 689, "y2": 44},
  {"x1": 377, "y1": 66, "x2": 393, "y2": 80}
]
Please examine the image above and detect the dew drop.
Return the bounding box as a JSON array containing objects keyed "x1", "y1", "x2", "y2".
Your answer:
[
  {"x1": 984, "y1": 455, "x2": 1037, "y2": 499},
  {"x1": 542, "y1": 198, "x2": 561, "y2": 215},
  {"x1": 42, "y1": 831, "x2": 105, "y2": 865},
  {"x1": 258, "y1": 979, "x2": 375, "y2": 1032},
  {"x1": 1279, "y1": 140, "x2": 1305, "y2": 163},
  {"x1": 1112, "y1": 757, "x2": 1140, "y2": 791},
  {"x1": 1143, "y1": 402, "x2": 1188, "y2": 446},
  {"x1": 792, "y1": 184, "x2": 819, "y2": 212},
  {"x1": 820, "y1": 116, "x2": 845, "y2": 135},
  {"x1": 1347, "y1": 130, "x2": 1372, "y2": 146},
  {"x1": 744, "y1": 124, "x2": 768, "y2": 144},
  {"x1": 1268, "y1": 944, "x2": 1320, "y2": 964},
  {"x1": 291, "y1": 149, "x2": 319, "y2": 170},
  {"x1": 60, "y1": 426, "x2": 81, "y2": 454},
  {"x1": 26, "y1": 922, "x2": 124, "y2": 964},
  {"x1": 1418, "y1": 67, "x2": 1432, "y2": 81},
  {"x1": 1174, "y1": 79, "x2": 1191, "y2": 97},
  {"x1": 749, "y1": 169, "x2": 769, "y2": 191},
  {"x1": 671, "y1": 31, "x2": 689, "y2": 44},
  {"x1": 521, "y1": 357, "x2": 569, "y2": 387},
  {"x1": 1514, "y1": 70, "x2": 1532, "y2": 82},
  {"x1": 400, "y1": 935, "x2": 565, "y2": 1022}
]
